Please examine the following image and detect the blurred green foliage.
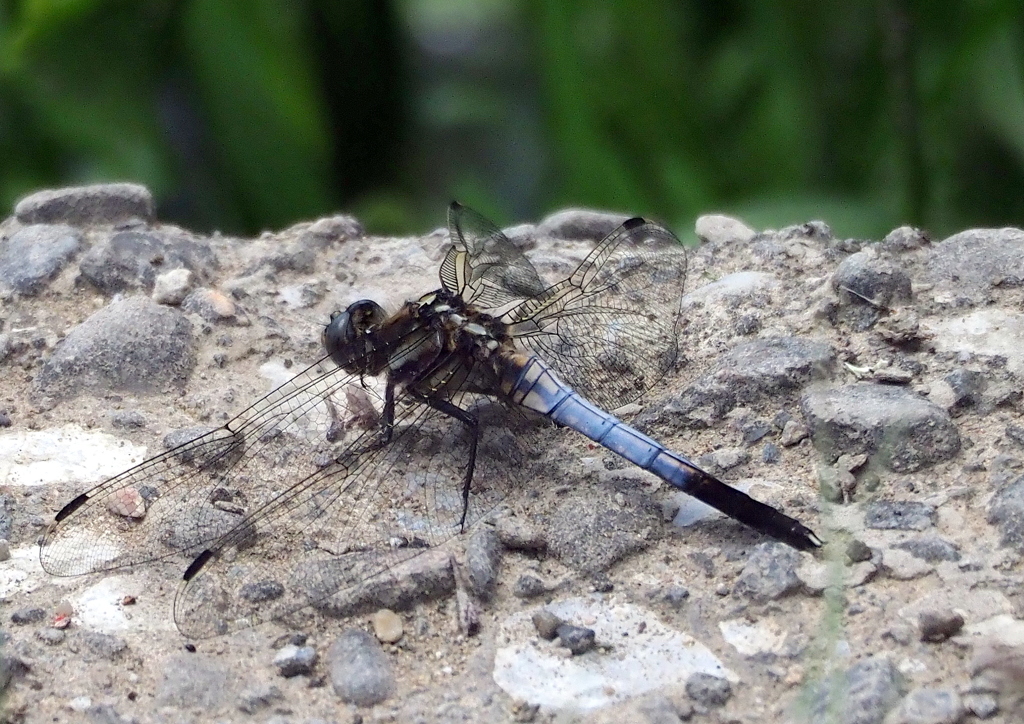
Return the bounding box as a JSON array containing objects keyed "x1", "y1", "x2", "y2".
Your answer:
[{"x1": 1, "y1": 0, "x2": 1023, "y2": 239}]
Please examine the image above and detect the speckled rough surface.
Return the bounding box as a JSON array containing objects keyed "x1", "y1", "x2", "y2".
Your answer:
[{"x1": 2, "y1": 187, "x2": 1024, "y2": 723}]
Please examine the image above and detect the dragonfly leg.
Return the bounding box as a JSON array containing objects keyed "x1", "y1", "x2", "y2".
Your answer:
[{"x1": 407, "y1": 390, "x2": 479, "y2": 531}]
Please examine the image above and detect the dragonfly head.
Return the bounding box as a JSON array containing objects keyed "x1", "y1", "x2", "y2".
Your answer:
[{"x1": 324, "y1": 299, "x2": 387, "y2": 365}]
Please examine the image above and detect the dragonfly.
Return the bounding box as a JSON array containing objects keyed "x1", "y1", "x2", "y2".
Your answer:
[{"x1": 40, "y1": 203, "x2": 821, "y2": 638}]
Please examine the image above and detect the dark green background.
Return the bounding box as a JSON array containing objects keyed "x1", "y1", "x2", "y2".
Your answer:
[{"x1": 2, "y1": 0, "x2": 1023, "y2": 240}]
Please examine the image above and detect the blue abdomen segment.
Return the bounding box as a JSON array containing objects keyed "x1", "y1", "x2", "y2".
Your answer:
[{"x1": 501, "y1": 353, "x2": 822, "y2": 551}]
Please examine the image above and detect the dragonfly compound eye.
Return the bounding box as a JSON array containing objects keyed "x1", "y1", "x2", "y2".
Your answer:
[{"x1": 324, "y1": 300, "x2": 386, "y2": 361}]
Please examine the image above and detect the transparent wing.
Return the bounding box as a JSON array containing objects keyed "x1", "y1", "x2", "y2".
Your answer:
[
  {"x1": 39, "y1": 335, "x2": 438, "y2": 577},
  {"x1": 506, "y1": 218, "x2": 687, "y2": 411},
  {"x1": 173, "y1": 360, "x2": 527, "y2": 638},
  {"x1": 439, "y1": 201, "x2": 547, "y2": 309}
]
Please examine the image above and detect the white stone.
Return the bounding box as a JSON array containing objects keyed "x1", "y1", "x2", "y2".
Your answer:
[
  {"x1": 493, "y1": 597, "x2": 735, "y2": 713},
  {"x1": 695, "y1": 214, "x2": 756, "y2": 244}
]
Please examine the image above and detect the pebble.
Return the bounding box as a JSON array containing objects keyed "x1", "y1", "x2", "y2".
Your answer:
[
  {"x1": 555, "y1": 624, "x2": 596, "y2": 655},
  {"x1": 537, "y1": 208, "x2": 630, "y2": 240},
  {"x1": 152, "y1": 268, "x2": 194, "y2": 305},
  {"x1": 780, "y1": 419, "x2": 810, "y2": 446},
  {"x1": 891, "y1": 687, "x2": 965, "y2": 724},
  {"x1": 694, "y1": 214, "x2": 756, "y2": 244},
  {"x1": 661, "y1": 586, "x2": 690, "y2": 609},
  {"x1": 919, "y1": 611, "x2": 965, "y2": 642},
  {"x1": 32, "y1": 297, "x2": 195, "y2": 399},
  {"x1": 685, "y1": 672, "x2": 732, "y2": 707},
  {"x1": 326, "y1": 629, "x2": 395, "y2": 706},
  {"x1": 272, "y1": 645, "x2": 317, "y2": 677},
  {"x1": 10, "y1": 608, "x2": 46, "y2": 625},
  {"x1": 14, "y1": 183, "x2": 154, "y2": 225},
  {"x1": 733, "y1": 542, "x2": 803, "y2": 602},
  {"x1": 512, "y1": 574, "x2": 548, "y2": 600},
  {"x1": 0, "y1": 539, "x2": 9, "y2": 562},
  {"x1": 78, "y1": 631, "x2": 128, "y2": 660},
  {"x1": 894, "y1": 536, "x2": 961, "y2": 562},
  {"x1": 462, "y1": 526, "x2": 502, "y2": 601},
  {"x1": 371, "y1": 609, "x2": 404, "y2": 643},
  {"x1": 532, "y1": 610, "x2": 564, "y2": 641},
  {"x1": 156, "y1": 653, "x2": 231, "y2": 709},
  {"x1": 830, "y1": 248, "x2": 912, "y2": 330},
  {"x1": 802, "y1": 384, "x2": 960, "y2": 473},
  {"x1": 0, "y1": 224, "x2": 81, "y2": 295},
  {"x1": 987, "y1": 474, "x2": 1024, "y2": 553},
  {"x1": 809, "y1": 655, "x2": 903, "y2": 724},
  {"x1": 865, "y1": 501, "x2": 936, "y2": 531},
  {"x1": 962, "y1": 692, "x2": 998, "y2": 719}
]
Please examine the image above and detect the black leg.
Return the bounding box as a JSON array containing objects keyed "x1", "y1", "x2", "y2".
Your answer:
[{"x1": 408, "y1": 389, "x2": 479, "y2": 531}]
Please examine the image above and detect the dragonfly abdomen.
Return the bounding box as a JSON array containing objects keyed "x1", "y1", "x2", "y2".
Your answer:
[{"x1": 501, "y1": 353, "x2": 822, "y2": 552}]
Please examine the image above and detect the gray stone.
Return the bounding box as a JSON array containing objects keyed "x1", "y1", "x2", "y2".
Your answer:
[
  {"x1": 538, "y1": 208, "x2": 630, "y2": 240},
  {"x1": 14, "y1": 183, "x2": 154, "y2": 225},
  {"x1": 919, "y1": 228, "x2": 1024, "y2": 304},
  {"x1": 685, "y1": 672, "x2": 732, "y2": 707},
  {"x1": 0, "y1": 494, "x2": 12, "y2": 541},
  {"x1": 33, "y1": 297, "x2": 195, "y2": 398},
  {"x1": 463, "y1": 526, "x2": 501, "y2": 601},
  {"x1": 880, "y1": 226, "x2": 930, "y2": 253},
  {"x1": 0, "y1": 224, "x2": 80, "y2": 294},
  {"x1": 35, "y1": 628, "x2": 65, "y2": 646},
  {"x1": 79, "y1": 230, "x2": 215, "y2": 294},
  {"x1": 801, "y1": 384, "x2": 960, "y2": 472},
  {"x1": 694, "y1": 214, "x2": 755, "y2": 244},
  {"x1": 865, "y1": 501, "x2": 936, "y2": 531},
  {"x1": 776, "y1": 220, "x2": 834, "y2": 241},
  {"x1": 809, "y1": 655, "x2": 904, "y2": 724},
  {"x1": 986, "y1": 474, "x2": 1024, "y2": 553},
  {"x1": 312, "y1": 548, "x2": 455, "y2": 619},
  {"x1": 156, "y1": 653, "x2": 231, "y2": 709},
  {"x1": 512, "y1": 574, "x2": 548, "y2": 599},
  {"x1": 532, "y1": 609, "x2": 563, "y2": 640},
  {"x1": 892, "y1": 687, "x2": 965, "y2": 724},
  {"x1": 733, "y1": 542, "x2": 803, "y2": 602},
  {"x1": 304, "y1": 213, "x2": 364, "y2": 240},
  {"x1": 272, "y1": 644, "x2": 317, "y2": 677},
  {"x1": 110, "y1": 410, "x2": 146, "y2": 429},
  {"x1": 10, "y1": 607, "x2": 46, "y2": 625},
  {"x1": 556, "y1": 624, "x2": 596, "y2": 655},
  {"x1": 893, "y1": 536, "x2": 960, "y2": 562},
  {"x1": 546, "y1": 484, "x2": 663, "y2": 574},
  {"x1": 327, "y1": 629, "x2": 395, "y2": 706},
  {"x1": 77, "y1": 631, "x2": 128, "y2": 659},
  {"x1": 152, "y1": 268, "x2": 193, "y2": 305},
  {"x1": 919, "y1": 611, "x2": 964, "y2": 642},
  {"x1": 831, "y1": 249, "x2": 913, "y2": 329},
  {"x1": 962, "y1": 692, "x2": 998, "y2": 719},
  {"x1": 655, "y1": 337, "x2": 835, "y2": 428}
]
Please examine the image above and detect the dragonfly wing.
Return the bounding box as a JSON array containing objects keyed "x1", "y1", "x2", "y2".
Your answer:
[
  {"x1": 507, "y1": 218, "x2": 688, "y2": 411},
  {"x1": 439, "y1": 202, "x2": 547, "y2": 309},
  {"x1": 38, "y1": 357, "x2": 380, "y2": 576},
  {"x1": 173, "y1": 364, "x2": 528, "y2": 638}
]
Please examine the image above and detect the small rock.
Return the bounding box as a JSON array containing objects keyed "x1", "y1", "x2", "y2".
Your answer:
[
  {"x1": 78, "y1": 631, "x2": 128, "y2": 659},
  {"x1": 512, "y1": 575, "x2": 548, "y2": 600},
  {"x1": 14, "y1": 183, "x2": 154, "y2": 225},
  {"x1": 780, "y1": 420, "x2": 809, "y2": 446},
  {"x1": 370, "y1": 609, "x2": 403, "y2": 643},
  {"x1": 0, "y1": 410, "x2": 10, "y2": 428},
  {"x1": 0, "y1": 539, "x2": 9, "y2": 562},
  {"x1": 463, "y1": 526, "x2": 501, "y2": 601},
  {"x1": 962, "y1": 692, "x2": 998, "y2": 719},
  {"x1": 846, "y1": 539, "x2": 874, "y2": 563},
  {"x1": 733, "y1": 542, "x2": 803, "y2": 602},
  {"x1": 919, "y1": 611, "x2": 964, "y2": 642},
  {"x1": 865, "y1": 501, "x2": 936, "y2": 531},
  {"x1": 808, "y1": 655, "x2": 904, "y2": 724},
  {"x1": 662, "y1": 586, "x2": 690, "y2": 609},
  {"x1": 685, "y1": 672, "x2": 732, "y2": 707},
  {"x1": 556, "y1": 624, "x2": 596, "y2": 655},
  {"x1": 531, "y1": 610, "x2": 564, "y2": 641},
  {"x1": 891, "y1": 687, "x2": 965, "y2": 724},
  {"x1": 11, "y1": 608, "x2": 46, "y2": 625},
  {"x1": 695, "y1": 214, "x2": 755, "y2": 244},
  {"x1": 326, "y1": 629, "x2": 395, "y2": 706},
  {"x1": 893, "y1": 536, "x2": 961, "y2": 563},
  {"x1": 156, "y1": 653, "x2": 231, "y2": 709},
  {"x1": 538, "y1": 208, "x2": 630, "y2": 240},
  {"x1": 830, "y1": 249, "x2": 912, "y2": 330},
  {"x1": 987, "y1": 474, "x2": 1024, "y2": 553},
  {"x1": 0, "y1": 224, "x2": 81, "y2": 295},
  {"x1": 35, "y1": 628, "x2": 65, "y2": 646},
  {"x1": 881, "y1": 548, "x2": 935, "y2": 580},
  {"x1": 110, "y1": 410, "x2": 146, "y2": 429},
  {"x1": 762, "y1": 442, "x2": 781, "y2": 463},
  {"x1": 273, "y1": 645, "x2": 317, "y2": 677},
  {"x1": 182, "y1": 288, "x2": 236, "y2": 322},
  {"x1": 153, "y1": 268, "x2": 194, "y2": 305}
]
